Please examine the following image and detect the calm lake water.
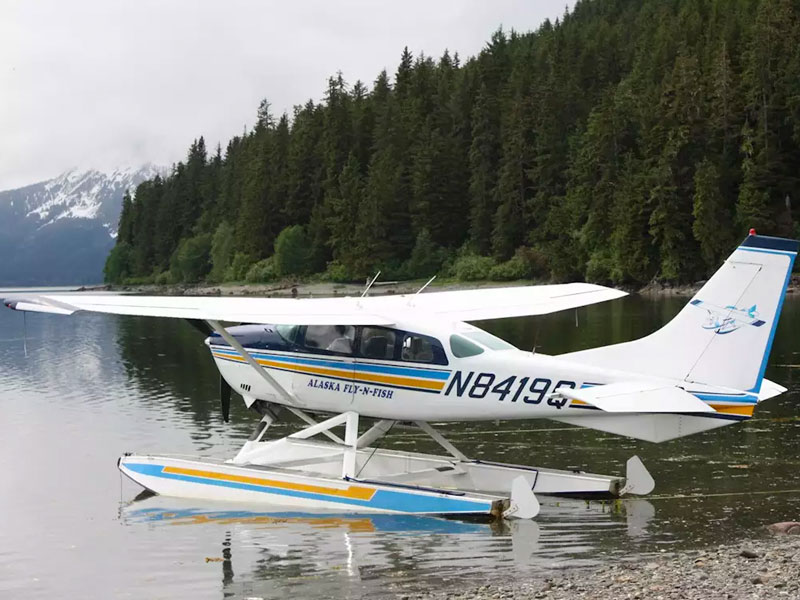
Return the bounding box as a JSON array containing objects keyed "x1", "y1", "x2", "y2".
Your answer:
[{"x1": 0, "y1": 294, "x2": 798, "y2": 599}]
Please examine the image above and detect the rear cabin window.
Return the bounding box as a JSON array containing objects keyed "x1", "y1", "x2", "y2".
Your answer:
[
  {"x1": 449, "y1": 334, "x2": 484, "y2": 358},
  {"x1": 360, "y1": 327, "x2": 396, "y2": 360},
  {"x1": 301, "y1": 325, "x2": 356, "y2": 355}
]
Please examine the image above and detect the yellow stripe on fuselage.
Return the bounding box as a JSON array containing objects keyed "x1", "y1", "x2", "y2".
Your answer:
[
  {"x1": 162, "y1": 466, "x2": 376, "y2": 500},
  {"x1": 211, "y1": 352, "x2": 445, "y2": 391},
  {"x1": 567, "y1": 398, "x2": 755, "y2": 418},
  {"x1": 708, "y1": 403, "x2": 756, "y2": 417},
  {"x1": 346, "y1": 370, "x2": 444, "y2": 390}
]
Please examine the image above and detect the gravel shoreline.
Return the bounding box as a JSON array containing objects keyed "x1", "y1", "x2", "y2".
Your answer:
[{"x1": 414, "y1": 531, "x2": 800, "y2": 600}]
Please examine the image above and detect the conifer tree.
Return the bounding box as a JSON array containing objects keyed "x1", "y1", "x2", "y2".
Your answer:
[
  {"x1": 105, "y1": 0, "x2": 800, "y2": 286},
  {"x1": 468, "y1": 84, "x2": 499, "y2": 254}
]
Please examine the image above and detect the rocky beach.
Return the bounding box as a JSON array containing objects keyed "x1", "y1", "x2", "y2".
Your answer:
[{"x1": 414, "y1": 525, "x2": 800, "y2": 600}]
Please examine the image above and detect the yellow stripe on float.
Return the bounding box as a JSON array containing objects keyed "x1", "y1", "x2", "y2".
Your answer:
[{"x1": 162, "y1": 466, "x2": 376, "y2": 500}]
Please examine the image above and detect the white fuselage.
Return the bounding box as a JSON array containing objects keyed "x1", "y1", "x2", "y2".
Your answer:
[{"x1": 206, "y1": 319, "x2": 654, "y2": 422}]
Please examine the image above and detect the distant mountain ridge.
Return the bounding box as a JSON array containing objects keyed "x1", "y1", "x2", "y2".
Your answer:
[{"x1": 0, "y1": 165, "x2": 162, "y2": 285}]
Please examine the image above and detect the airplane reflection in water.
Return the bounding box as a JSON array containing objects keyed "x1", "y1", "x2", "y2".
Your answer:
[{"x1": 121, "y1": 495, "x2": 655, "y2": 595}]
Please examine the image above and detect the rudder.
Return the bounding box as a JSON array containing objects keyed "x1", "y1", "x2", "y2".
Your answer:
[{"x1": 566, "y1": 233, "x2": 798, "y2": 394}]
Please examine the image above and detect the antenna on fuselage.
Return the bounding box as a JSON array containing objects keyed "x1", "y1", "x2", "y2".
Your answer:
[
  {"x1": 415, "y1": 275, "x2": 436, "y2": 295},
  {"x1": 361, "y1": 271, "x2": 381, "y2": 298},
  {"x1": 406, "y1": 275, "x2": 436, "y2": 307}
]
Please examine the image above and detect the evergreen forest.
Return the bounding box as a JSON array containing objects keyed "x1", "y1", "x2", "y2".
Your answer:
[{"x1": 106, "y1": 0, "x2": 800, "y2": 288}]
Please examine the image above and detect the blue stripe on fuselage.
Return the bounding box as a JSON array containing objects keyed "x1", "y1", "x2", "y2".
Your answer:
[{"x1": 209, "y1": 346, "x2": 451, "y2": 380}]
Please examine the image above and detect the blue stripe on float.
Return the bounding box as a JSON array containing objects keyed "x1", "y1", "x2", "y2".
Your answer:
[
  {"x1": 123, "y1": 463, "x2": 492, "y2": 514},
  {"x1": 210, "y1": 347, "x2": 451, "y2": 380}
]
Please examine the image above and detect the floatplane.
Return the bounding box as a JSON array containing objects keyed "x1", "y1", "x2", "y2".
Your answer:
[{"x1": 4, "y1": 232, "x2": 797, "y2": 519}]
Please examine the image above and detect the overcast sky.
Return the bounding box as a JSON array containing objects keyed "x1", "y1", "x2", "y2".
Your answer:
[{"x1": 1, "y1": 0, "x2": 572, "y2": 190}]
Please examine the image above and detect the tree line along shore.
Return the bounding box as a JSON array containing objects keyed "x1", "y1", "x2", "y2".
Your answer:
[{"x1": 105, "y1": 0, "x2": 800, "y2": 289}]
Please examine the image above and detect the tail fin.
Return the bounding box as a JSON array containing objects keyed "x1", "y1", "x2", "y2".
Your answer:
[{"x1": 566, "y1": 233, "x2": 797, "y2": 394}]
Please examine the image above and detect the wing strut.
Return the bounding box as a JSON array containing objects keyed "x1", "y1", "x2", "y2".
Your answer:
[{"x1": 206, "y1": 320, "x2": 303, "y2": 407}]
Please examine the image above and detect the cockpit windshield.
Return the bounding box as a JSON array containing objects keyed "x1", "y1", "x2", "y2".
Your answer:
[
  {"x1": 450, "y1": 334, "x2": 484, "y2": 358},
  {"x1": 275, "y1": 324, "x2": 300, "y2": 345},
  {"x1": 462, "y1": 330, "x2": 516, "y2": 351}
]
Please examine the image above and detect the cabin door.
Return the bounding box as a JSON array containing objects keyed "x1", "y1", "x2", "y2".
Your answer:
[{"x1": 291, "y1": 325, "x2": 356, "y2": 408}]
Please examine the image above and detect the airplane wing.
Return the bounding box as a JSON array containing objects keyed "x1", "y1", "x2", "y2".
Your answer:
[
  {"x1": 361, "y1": 283, "x2": 627, "y2": 322},
  {"x1": 2, "y1": 294, "x2": 395, "y2": 326},
  {"x1": 558, "y1": 381, "x2": 716, "y2": 413},
  {"x1": 2, "y1": 282, "x2": 625, "y2": 325}
]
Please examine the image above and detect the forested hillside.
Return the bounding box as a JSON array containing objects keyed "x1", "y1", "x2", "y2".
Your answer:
[{"x1": 107, "y1": 0, "x2": 800, "y2": 287}]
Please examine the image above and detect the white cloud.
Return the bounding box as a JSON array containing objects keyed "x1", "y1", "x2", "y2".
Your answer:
[{"x1": 0, "y1": 0, "x2": 571, "y2": 190}]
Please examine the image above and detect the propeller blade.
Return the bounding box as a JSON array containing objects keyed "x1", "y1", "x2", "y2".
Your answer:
[{"x1": 220, "y1": 376, "x2": 232, "y2": 423}]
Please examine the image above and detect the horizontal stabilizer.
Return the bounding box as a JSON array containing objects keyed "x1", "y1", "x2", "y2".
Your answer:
[
  {"x1": 560, "y1": 381, "x2": 716, "y2": 413},
  {"x1": 759, "y1": 378, "x2": 787, "y2": 402},
  {"x1": 551, "y1": 413, "x2": 731, "y2": 443}
]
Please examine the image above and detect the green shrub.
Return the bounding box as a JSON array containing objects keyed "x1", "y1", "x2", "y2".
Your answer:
[
  {"x1": 515, "y1": 246, "x2": 549, "y2": 278},
  {"x1": 453, "y1": 254, "x2": 495, "y2": 281},
  {"x1": 154, "y1": 270, "x2": 174, "y2": 285},
  {"x1": 274, "y1": 225, "x2": 312, "y2": 277},
  {"x1": 170, "y1": 234, "x2": 212, "y2": 283},
  {"x1": 488, "y1": 247, "x2": 550, "y2": 281},
  {"x1": 585, "y1": 248, "x2": 614, "y2": 284},
  {"x1": 121, "y1": 275, "x2": 154, "y2": 285},
  {"x1": 103, "y1": 242, "x2": 133, "y2": 284},
  {"x1": 489, "y1": 254, "x2": 528, "y2": 281},
  {"x1": 403, "y1": 229, "x2": 447, "y2": 279},
  {"x1": 225, "y1": 252, "x2": 254, "y2": 282},
  {"x1": 245, "y1": 257, "x2": 277, "y2": 283},
  {"x1": 209, "y1": 221, "x2": 235, "y2": 283},
  {"x1": 322, "y1": 261, "x2": 352, "y2": 283}
]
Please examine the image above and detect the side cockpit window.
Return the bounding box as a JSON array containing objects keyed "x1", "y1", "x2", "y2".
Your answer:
[{"x1": 303, "y1": 325, "x2": 355, "y2": 355}]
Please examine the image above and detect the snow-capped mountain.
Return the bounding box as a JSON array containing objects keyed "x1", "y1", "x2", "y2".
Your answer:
[
  {"x1": 5, "y1": 164, "x2": 162, "y2": 237},
  {"x1": 0, "y1": 165, "x2": 162, "y2": 285}
]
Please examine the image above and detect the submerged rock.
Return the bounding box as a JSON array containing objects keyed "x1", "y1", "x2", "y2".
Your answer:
[{"x1": 767, "y1": 522, "x2": 800, "y2": 535}]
